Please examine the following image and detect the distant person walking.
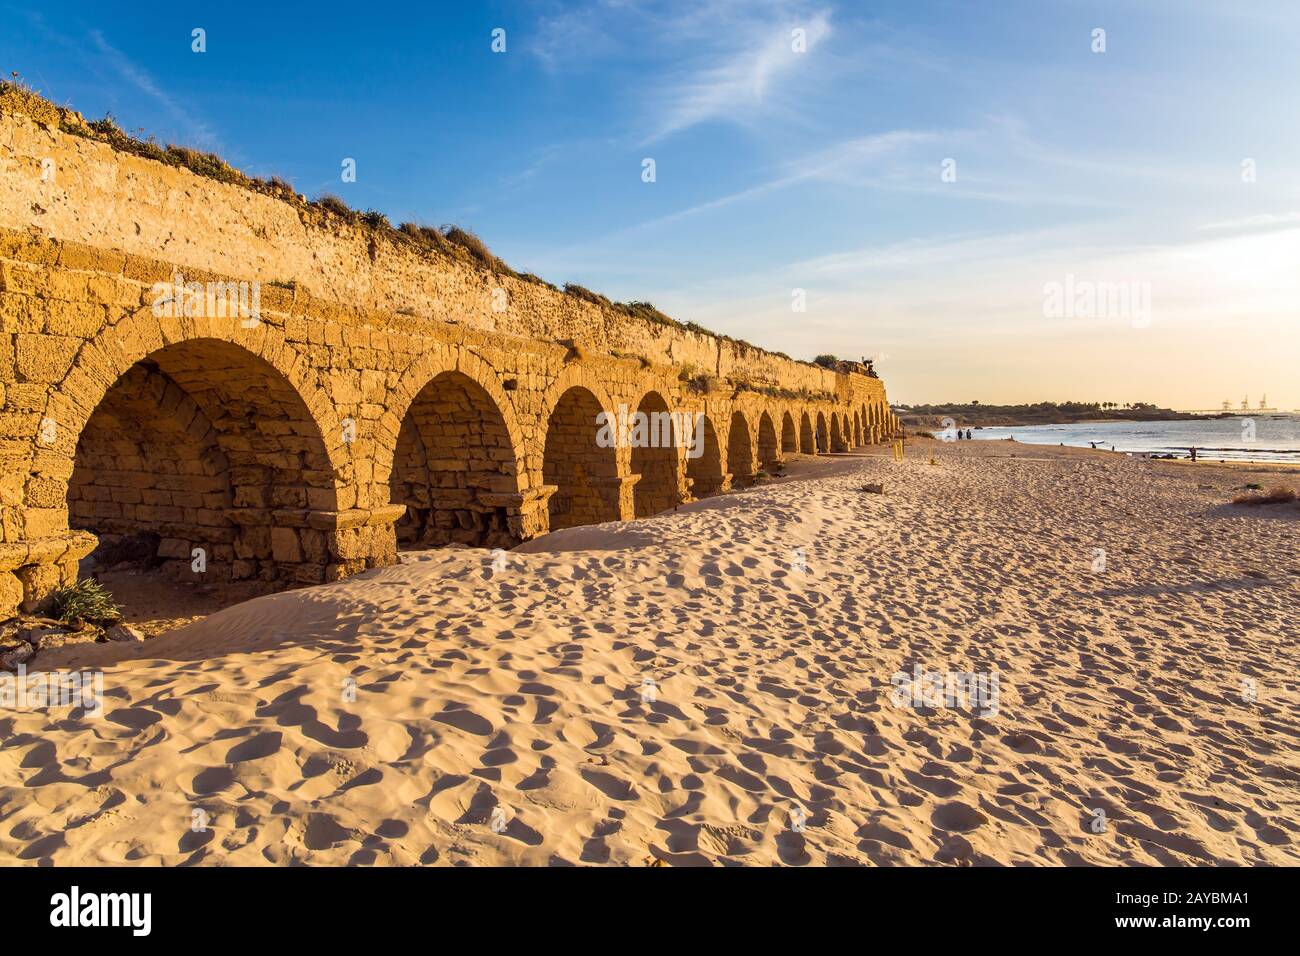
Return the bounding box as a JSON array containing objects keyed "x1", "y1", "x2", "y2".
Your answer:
[{"x1": 1190, "y1": 446, "x2": 1198, "y2": 462}]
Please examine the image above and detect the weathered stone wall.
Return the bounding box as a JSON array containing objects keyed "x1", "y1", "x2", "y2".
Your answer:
[
  {"x1": 0, "y1": 108, "x2": 902, "y2": 616},
  {"x1": 1, "y1": 110, "x2": 872, "y2": 394}
]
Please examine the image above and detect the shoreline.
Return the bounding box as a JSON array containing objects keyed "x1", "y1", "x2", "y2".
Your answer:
[
  {"x1": 923, "y1": 421, "x2": 1300, "y2": 468},
  {"x1": 908, "y1": 435, "x2": 1300, "y2": 471},
  {"x1": 901, "y1": 413, "x2": 1231, "y2": 429}
]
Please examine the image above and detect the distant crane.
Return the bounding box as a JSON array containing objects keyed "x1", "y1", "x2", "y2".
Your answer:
[{"x1": 1201, "y1": 394, "x2": 1279, "y2": 414}]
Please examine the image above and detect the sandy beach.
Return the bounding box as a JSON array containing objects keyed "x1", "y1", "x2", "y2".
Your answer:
[{"x1": 2, "y1": 439, "x2": 1296, "y2": 866}]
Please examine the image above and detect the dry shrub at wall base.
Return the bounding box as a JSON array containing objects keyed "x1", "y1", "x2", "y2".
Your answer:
[
  {"x1": 38, "y1": 580, "x2": 122, "y2": 627},
  {"x1": 1231, "y1": 486, "x2": 1297, "y2": 506}
]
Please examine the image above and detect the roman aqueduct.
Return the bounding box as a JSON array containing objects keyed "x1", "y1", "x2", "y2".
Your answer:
[{"x1": 0, "y1": 100, "x2": 900, "y2": 618}]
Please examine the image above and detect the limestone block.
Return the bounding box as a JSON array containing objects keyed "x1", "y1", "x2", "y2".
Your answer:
[
  {"x1": 270, "y1": 526, "x2": 302, "y2": 563},
  {"x1": 0, "y1": 570, "x2": 22, "y2": 617},
  {"x1": 17, "y1": 562, "x2": 61, "y2": 611},
  {"x1": 156, "y1": 537, "x2": 191, "y2": 559}
]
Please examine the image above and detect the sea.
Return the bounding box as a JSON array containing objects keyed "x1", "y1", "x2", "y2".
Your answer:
[{"x1": 968, "y1": 415, "x2": 1300, "y2": 464}]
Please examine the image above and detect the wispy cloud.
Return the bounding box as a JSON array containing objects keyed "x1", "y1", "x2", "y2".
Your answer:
[
  {"x1": 1198, "y1": 211, "x2": 1300, "y2": 231},
  {"x1": 548, "y1": 119, "x2": 1116, "y2": 254},
  {"x1": 88, "y1": 29, "x2": 216, "y2": 147},
  {"x1": 647, "y1": 7, "x2": 832, "y2": 140},
  {"x1": 527, "y1": 1, "x2": 837, "y2": 142},
  {"x1": 629, "y1": 129, "x2": 935, "y2": 231},
  {"x1": 529, "y1": 0, "x2": 627, "y2": 69}
]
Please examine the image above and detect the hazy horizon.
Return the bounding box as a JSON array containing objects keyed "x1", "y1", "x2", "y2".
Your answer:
[
  {"x1": 893, "y1": 398, "x2": 1300, "y2": 413},
  {"x1": 4, "y1": 0, "x2": 1297, "y2": 410}
]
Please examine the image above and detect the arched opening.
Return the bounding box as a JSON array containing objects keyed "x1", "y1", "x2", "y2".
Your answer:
[
  {"x1": 727, "y1": 411, "x2": 755, "y2": 486},
  {"x1": 686, "y1": 416, "x2": 724, "y2": 498},
  {"x1": 831, "y1": 414, "x2": 845, "y2": 452},
  {"x1": 853, "y1": 411, "x2": 863, "y2": 446},
  {"x1": 543, "y1": 386, "x2": 619, "y2": 531},
  {"x1": 781, "y1": 412, "x2": 798, "y2": 453},
  {"x1": 392, "y1": 370, "x2": 520, "y2": 548},
  {"x1": 799, "y1": 412, "x2": 815, "y2": 454},
  {"x1": 757, "y1": 411, "x2": 780, "y2": 472},
  {"x1": 69, "y1": 339, "x2": 338, "y2": 587},
  {"x1": 816, "y1": 412, "x2": 830, "y2": 453},
  {"x1": 631, "y1": 391, "x2": 680, "y2": 518}
]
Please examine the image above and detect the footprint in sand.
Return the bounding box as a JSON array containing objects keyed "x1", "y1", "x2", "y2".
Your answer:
[
  {"x1": 224, "y1": 731, "x2": 282, "y2": 763},
  {"x1": 1002, "y1": 732, "x2": 1041, "y2": 754},
  {"x1": 775, "y1": 829, "x2": 812, "y2": 865},
  {"x1": 432, "y1": 706, "x2": 494, "y2": 736},
  {"x1": 581, "y1": 768, "x2": 639, "y2": 801},
  {"x1": 931, "y1": 801, "x2": 988, "y2": 833}
]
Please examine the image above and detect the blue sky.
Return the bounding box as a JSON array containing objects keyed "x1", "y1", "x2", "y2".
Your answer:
[{"x1": 5, "y1": 1, "x2": 1299, "y2": 408}]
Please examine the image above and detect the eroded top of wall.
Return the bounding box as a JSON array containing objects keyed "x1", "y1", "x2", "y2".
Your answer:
[{"x1": 0, "y1": 105, "x2": 886, "y2": 404}]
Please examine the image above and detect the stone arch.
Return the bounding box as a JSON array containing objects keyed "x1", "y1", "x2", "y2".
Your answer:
[
  {"x1": 44, "y1": 316, "x2": 349, "y2": 481},
  {"x1": 630, "y1": 390, "x2": 680, "y2": 518},
  {"x1": 537, "y1": 366, "x2": 619, "y2": 436},
  {"x1": 852, "y1": 410, "x2": 863, "y2": 446},
  {"x1": 757, "y1": 411, "x2": 780, "y2": 472},
  {"x1": 781, "y1": 411, "x2": 798, "y2": 453},
  {"x1": 830, "y1": 413, "x2": 845, "y2": 452},
  {"x1": 380, "y1": 345, "x2": 526, "y2": 493},
  {"x1": 63, "y1": 335, "x2": 342, "y2": 585},
  {"x1": 727, "y1": 410, "x2": 756, "y2": 486},
  {"x1": 391, "y1": 370, "x2": 522, "y2": 548},
  {"x1": 686, "y1": 415, "x2": 724, "y2": 498},
  {"x1": 815, "y1": 411, "x2": 830, "y2": 453},
  {"x1": 543, "y1": 385, "x2": 620, "y2": 531},
  {"x1": 799, "y1": 411, "x2": 815, "y2": 454}
]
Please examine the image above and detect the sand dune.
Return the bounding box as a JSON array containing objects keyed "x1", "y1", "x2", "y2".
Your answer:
[{"x1": 2, "y1": 440, "x2": 1296, "y2": 865}]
